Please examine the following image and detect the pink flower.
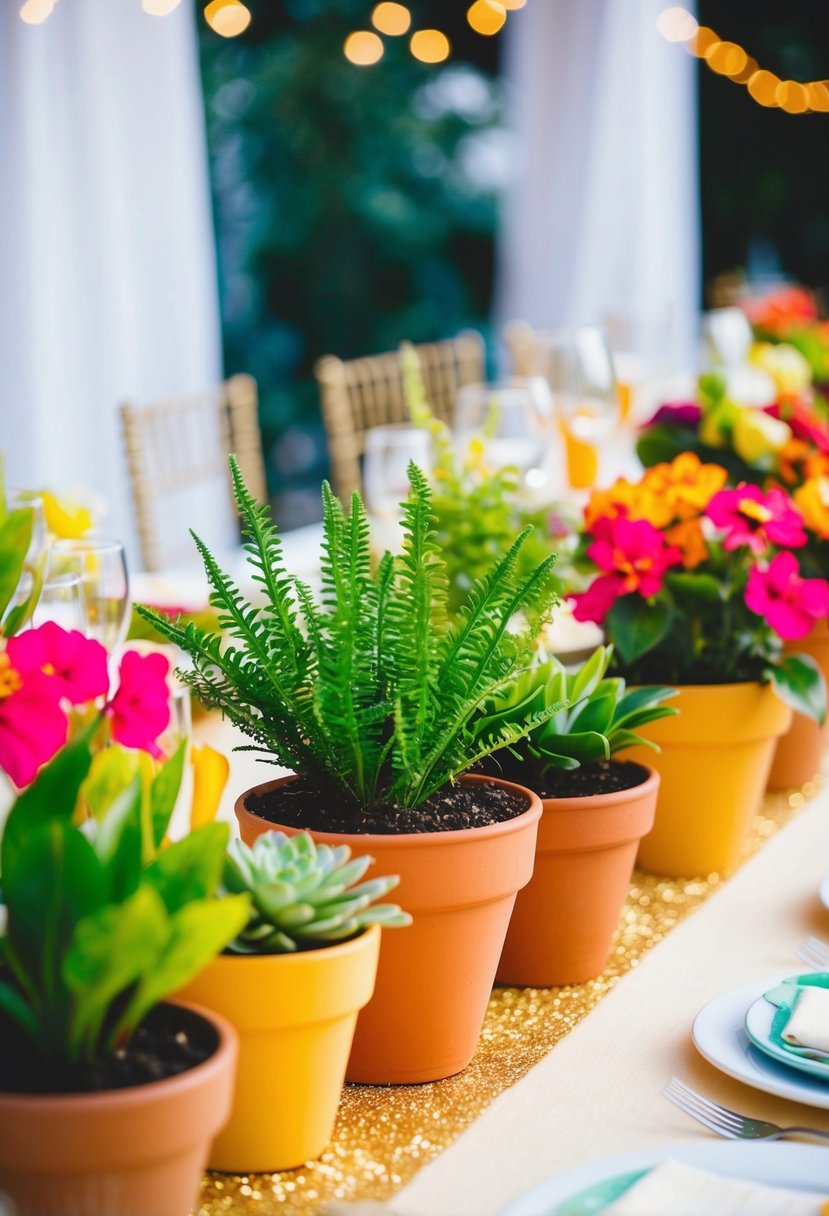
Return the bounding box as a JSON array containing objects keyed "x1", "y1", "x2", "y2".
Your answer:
[
  {"x1": 572, "y1": 516, "x2": 682, "y2": 624},
  {"x1": 705, "y1": 484, "x2": 807, "y2": 554},
  {"x1": 7, "y1": 622, "x2": 109, "y2": 704},
  {"x1": 106, "y1": 650, "x2": 171, "y2": 757},
  {"x1": 745, "y1": 553, "x2": 829, "y2": 641},
  {"x1": 0, "y1": 654, "x2": 67, "y2": 787}
]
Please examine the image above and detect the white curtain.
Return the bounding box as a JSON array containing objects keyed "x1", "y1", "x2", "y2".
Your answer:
[
  {"x1": 497, "y1": 0, "x2": 699, "y2": 366},
  {"x1": 0, "y1": 0, "x2": 226, "y2": 566}
]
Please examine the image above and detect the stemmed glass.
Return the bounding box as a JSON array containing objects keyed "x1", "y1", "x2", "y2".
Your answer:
[
  {"x1": 604, "y1": 300, "x2": 674, "y2": 422},
  {"x1": 30, "y1": 572, "x2": 89, "y2": 633},
  {"x1": 363, "y1": 425, "x2": 434, "y2": 550},
  {"x1": 453, "y1": 381, "x2": 554, "y2": 491},
  {"x1": 48, "y1": 537, "x2": 130, "y2": 655},
  {"x1": 7, "y1": 490, "x2": 47, "y2": 569}
]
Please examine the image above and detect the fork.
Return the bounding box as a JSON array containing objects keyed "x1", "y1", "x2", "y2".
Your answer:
[
  {"x1": 797, "y1": 937, "x2": 829, "y2": 970},
  {"x1": 662, "y1": 1077, "x2": 829, "y2": 1142}
]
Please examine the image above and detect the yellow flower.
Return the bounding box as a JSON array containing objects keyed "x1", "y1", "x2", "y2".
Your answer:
[
  {"x1": 584, "y1": 478, "x2": 642, "y2": 529},
  {"x1": 41, "y1": 491, "x2": 93, "y2": 539},
  {"x1": 732, "y1": 409, "x2": 791, "y2": 467},
  {"x1": 750, "y1": 341, "x2": 813, "y2": 395},
  {"x1": 794, "y1": 478, "x2": 829, "y2": 541},
  {"x1": 189, "y1": 743, "x2": 230, "y2": 828},
  {"x1": 643, "y1": 452, "x2": 728, "y2": 521}
]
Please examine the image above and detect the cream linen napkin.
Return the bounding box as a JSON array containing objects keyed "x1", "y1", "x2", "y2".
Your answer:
[
  {"x1": 783, "y1": 987, "x2": 829, "y2": 1055},
  {"x1": 604, "y1": 1161, "x2": 828, "y2": 1215}
]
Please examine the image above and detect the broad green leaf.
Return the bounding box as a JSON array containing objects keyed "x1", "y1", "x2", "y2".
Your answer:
[
  {"x1": 0, "y1": 978, "x2": 39, "y2": 1043},
  {"x1": 567, "y1": 645, "x2": 611, "y2": 703},
  {"x1": 665, "y1": 571, "x2": 723, "y2": 604},
  {"x1": 81, "y1": 747, "x2": 141, "y2": 821},
  {"x1": 150, "y1": 738, "x2": 187, "y2": 848},
  {"x1": 0, "y1": 508, "x2": 33, "y2": 619},
  {"x1": 143, "y1": 822, "x2": 230, "y2": 914},
  {"x1": 65, "y1": 884, "x2": 169, "y2": 1059},
  {"x1": 119, "y1": 894, "x2": 250, "y2": 1034},
  {"x1": 606, "y1": 596, "x2": 672, "y2": 666},
  {"x1": 767, "y1": 654, "x2": 827, "y2": 726},
  {"x1": 92, "y1": 777, "x2": 144, "y2": 902}
]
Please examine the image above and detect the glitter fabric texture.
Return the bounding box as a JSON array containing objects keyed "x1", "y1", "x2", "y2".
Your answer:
[{"x1": 196, "y1": 785, "x2": 813, "y2": 1216}]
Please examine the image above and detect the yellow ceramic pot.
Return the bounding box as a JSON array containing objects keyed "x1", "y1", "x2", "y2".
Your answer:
[
  {"x1": 625, "y1": 683, "x2": 792, "y2": 877},
  {"x1": 768, "y1": 622, "x2": 829, "y2": 790},
  {"x1": 178, "y1": 926, "x2": 380, "y2": 1172}
]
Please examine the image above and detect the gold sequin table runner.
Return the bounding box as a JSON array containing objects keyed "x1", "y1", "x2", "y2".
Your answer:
[{"x1": 196, "y1": 779, "x2": 819, "y2": 1216}]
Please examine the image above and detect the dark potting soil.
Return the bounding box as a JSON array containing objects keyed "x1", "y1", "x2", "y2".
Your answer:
[
  {"x1": 246, "y1": 776, "x2": 530, "y2": 834},
  {"x1": 0, "y1": 1003, "x2": 218, "y2": 1096},
  {"x1": 536, "y1": 759, "x2": 650, "y2": 799}
]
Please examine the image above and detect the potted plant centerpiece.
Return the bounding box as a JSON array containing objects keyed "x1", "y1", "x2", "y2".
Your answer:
[
  {"x1": 140, "y1": 458, "x2": 560, "y2": 1084},
  {"x1": 180, "y1": 831, "x2": 408, "y2": 1170},
  {"x1": 0, "y1": 729, "x2": 249, "y2": 1216},
  {"x1": 479, "y1": 646, "x2": 675, "y2": 986},
  {"x1": 569, "y1": 453, "x2": 829, "y2": 876}
]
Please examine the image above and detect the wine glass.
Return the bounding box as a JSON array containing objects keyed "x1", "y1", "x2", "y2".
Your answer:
[
  {"x1": 363, "y1": 424, "x2": 433, "y2": 521},
  {"x1": 7, "y1": 489, "x2": 47, "y2": 569},
  {"x1": 604, "y1": 300, "x2": 674, "y2": 422},
  {"x1": 31, "y1": 572, "x2": 89, "y2": 633},
  {"x1": 48, "y1": 537, "x2": 130, "y2": 655},
  {"x1": 454, "y1": 380, "x2": 554, "y2": 491},
  {"x1": 538, "y1": 327, "x2": 620, "y2": 490}
]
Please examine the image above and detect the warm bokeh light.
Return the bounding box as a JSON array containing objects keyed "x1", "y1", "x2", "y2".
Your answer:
[
  {"x1": 807, "y1": 81, "x2": 829, "y2": 112},
  {"x1": 729, "y1": 56, "x2": 758, "y2": 85},
  {"x1": 344, "y1": 30, "x2": 384, "y2": 65},
  {"x1": 143, "y1": 0, "x2": 184, "y2": 13},
  {"x1": 500, "y1": 0, "x2": 527, "y2": 8},
  {"x1": 705, "y1": 41, "x2": 748, "y2": 77},
  {"x1": 747, "y1": 69, "x2": 781, "y2": 108},
  {"x1": 203, "y1": 0, "x2": 251, "y2": 38},
  {"x1": 655, "y1": 6, "x2": 698, "y2": 42},
  {"x1": 686, "y1": 25, "x2": 718, "y2": 57},
  {"x1": 19, "y1": 0, "x2": 54, "y2": 24},
  {"x1": 410, "y1": 29, "x2": 450, "y2": 63},
  {"x1": 371, "y1": 2, "x2": 410, "y2": 36},
  {"x1": 776, "y1": 80, "x2": 809, "y2": 114},
  {"x1": 467, "y1": 0, "x2": 506, "y2": 36}
]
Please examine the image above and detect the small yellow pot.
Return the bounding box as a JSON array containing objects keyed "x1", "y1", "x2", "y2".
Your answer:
[
  {"x1": 625, "y1": 682, "x2": 792, "y2": 877},
  {"x1": 178, "y1": 926, "x2": 380, "y2": 1172},
  {"x1": 768, "y1": 622, "x2": 829, "y2": 790}
]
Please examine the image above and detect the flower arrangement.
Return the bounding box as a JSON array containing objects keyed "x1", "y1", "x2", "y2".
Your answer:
[
  {"x1": 222, "y1": 831, "x2": 410, "y2": 954},
  {"x1": 569, "y1": 452, "x2": 829, "y2": 714},
  {"x1": 741, "y1": 284, "x2": 829, "y2": 386},
  {"x1": 0, "y1": 621, "x2": 171, "y2": 789}
]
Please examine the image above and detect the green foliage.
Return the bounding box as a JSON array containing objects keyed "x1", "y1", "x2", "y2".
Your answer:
[
  {"x1": 767, "y1": 653, "x2": 827, "y2": 727},
  {"x1": 223, "y1": 831, "x2": 410, "y2": 954},
  {"x1": 0, "y1": 454, "x2": 37, "y2": 636},
  {"x1": 138, "y1": 457, "x2": 560, "y2": 812},
  {"x1": 481, "y1": 646, "x2": 677, "y2": 774},
  {"x1": 402, "y1": 343, "x2": 562, "y2": 613},
  {"x1": 0, "y1": 744, "x2": 249, "y2": 1075}
]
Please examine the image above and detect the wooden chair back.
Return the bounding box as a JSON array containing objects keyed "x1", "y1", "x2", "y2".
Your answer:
[
  {"x1": 120, "y1": 374, "x2": 266, "y2": 571},
  {"x1": 315, "y1": 331, "x2": 485, "y2": 501}
]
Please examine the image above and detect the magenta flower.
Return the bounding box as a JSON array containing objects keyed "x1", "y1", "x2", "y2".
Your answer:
[
  {"x1": 644, "y1": 402, "x2": 703, "y2": 430},
  {"x1": 0, "y1": 656, "x2": 67, "y2": 788},
  {"x1": 745, "y1": 553, "x2": 829, "y2": 641},
  {"x1": 106, "y1": 650, "x2": 171, "y2": 757},
  {"x1": 7, "y1": 622, "x2": 109, "y2": 704},
  {"x1": 572, "y1": 516, "x2": 682, "y2": 624},
  {"x1": 705, "y1": 484, "x2": 807, "y2": 554}
]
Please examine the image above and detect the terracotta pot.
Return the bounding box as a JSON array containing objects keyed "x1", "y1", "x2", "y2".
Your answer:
[
  {"x1": 768, "y1": 622, "x2": 829, "y2": 790},
  {"x1": 178, "y1": 926, "x2": 380, "y2": 1171},
  {"x1": 236, "y1": 773, "x2": 542, "y2": 1084},
  {"x1": 624, "y1": 683, "x2": 792, "y2": 877},
  {"x1": 0, "y1": 1002, "x2": 236, "y2": 1216},
  {"x1": 497, "y1": 765, "x2": 659, "y2": 987}
]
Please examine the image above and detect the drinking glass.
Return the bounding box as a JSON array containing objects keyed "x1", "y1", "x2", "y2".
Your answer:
[
  {"x1": 49, "y1": 537, "x2": 130, "y2": 654},
  {"x1": 31, "y1": 572, "x2": 89, "y2": 633},
  {"x1": 538, "y1": 328, "x2": 620, "y2": 490},
  {"x1": 454, "y1": 380, "x2": 553, "y2": 490},
  {"x1": 7, "y1": 489, "x2": 47, "y2": 569},
  {"x1": 604, "y1": 300, "x2": 674, "y2": 421},
  {"x1": 363, "y1": 425, "x2": 434, "y2": 520}
]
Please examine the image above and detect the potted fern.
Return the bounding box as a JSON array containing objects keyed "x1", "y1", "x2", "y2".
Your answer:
[
  {"x1": 180, "y1": 832, "x2": 408, "y2": 1171},
  {"x1": 0, "y1": 738, "x2": 249, "y2": 1216},
  {"x1": 481, "y1": 647, "x2": 676, "y2": 986},
  {"x1": 140, "y1": 459, "x2": 559, "y2": 1084}
]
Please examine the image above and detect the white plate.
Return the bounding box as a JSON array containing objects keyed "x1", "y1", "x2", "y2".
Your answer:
[
  {"x1": 693, "y1": 979, "x2": 829, "y2": 1110},
  {"x1": 819, "y1": 873, "x2": 829, "y2": 913},
  {"x1": 500, "y1": 1142, "x2": 829, "y2": 1215}
]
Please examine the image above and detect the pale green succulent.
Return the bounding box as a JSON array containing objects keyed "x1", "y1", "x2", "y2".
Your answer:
[{"x1": 223, "y1": 831, "x2": 411, "y2": 954}]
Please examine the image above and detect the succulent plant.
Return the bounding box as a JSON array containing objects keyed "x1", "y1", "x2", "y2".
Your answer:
[
  {"x1": 480, "y1": 645, "x2": 677, "y2": 773},
  {"x1": 223, "y1": 831, "x2": 411, "y2": 954}
]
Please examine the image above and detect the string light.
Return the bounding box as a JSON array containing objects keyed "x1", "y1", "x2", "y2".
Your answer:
[
  {"x1": 658, "y1": 7, "x2": 829, "y2": 114},
  {"x1": 371, "y1": 2, "x2": 410, "y2": 36},
  {"x1": 143, "y1": 0, "x2": 183, "y2": 13},
  {"x1": 410, "y1": 29, "x2": 450, "y2": 64},
  {"x1": 467, "y1": 0, "x2": 506, "y2": 36},
  {"x1": 203, "y1": 0, "x2": 251, "y2": 37},
  {"x1": 500, "y1": 0, "x2": 527, "y2": 8},
  {"x1": 19, "y1": 0, "x2": 54, "y2": 24},
  {"x1": 344, "y1": 30, "x2": 384, "y2": 65}
]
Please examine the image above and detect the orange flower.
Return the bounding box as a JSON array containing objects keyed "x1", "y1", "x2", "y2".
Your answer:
[
  {"x1": 584, "y1": 478, "x2": 641, "y2": 529},
  {"x1": 642, "y1": 452, "x2": 728, "y2": 521},
  {"x1": 778, "y1": 438, "x2": 812, "y2": 485},
  {"x1": 794, "y1": 478, "x2": 829, "y2": 541},
  {"x1": 805, "y1": 452, "x2": 829, "y2": 482},
  {"x1": 665, "y1": 518, "x2": 708, "y2": 569}
]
